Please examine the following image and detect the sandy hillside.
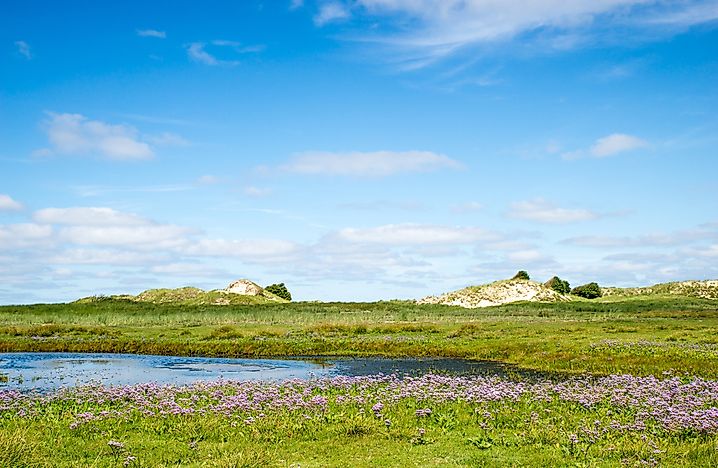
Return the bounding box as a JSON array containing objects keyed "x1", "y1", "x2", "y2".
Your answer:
[
  {"x1": 76, "y1": 279, "x2": 288, "y2": 305},
  {"x1": 602, "y1": 280, "x2": 718, "y2": 299},
  {"x1": 418, "y1": 279, "x2": 570, "y2": 308}
]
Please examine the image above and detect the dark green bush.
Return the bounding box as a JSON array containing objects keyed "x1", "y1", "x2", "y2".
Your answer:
[
  {"x1": 512, "y1": 270, "x2": 530, "y2": 281},
  {"x1": 571, "y1": 282, "x2": 602, "y2": 299},
  {"x1": 545, "y1": 276, "x2": 571, "y2": 294},
  {"x1": 265, "y1": 283, "x2": 292, "y2": 301}
]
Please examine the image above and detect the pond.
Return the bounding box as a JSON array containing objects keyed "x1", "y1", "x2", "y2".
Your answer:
[{"x1": 0, "y1": 352, "x2": 531, "y2": 391}]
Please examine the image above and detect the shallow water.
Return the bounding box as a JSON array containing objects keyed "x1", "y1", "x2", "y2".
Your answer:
[{"x1": 0, "y1": 353, "x2": 523, "y2": 391}]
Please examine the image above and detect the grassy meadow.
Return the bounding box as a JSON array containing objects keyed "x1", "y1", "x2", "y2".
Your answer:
[
  {"x1": 1, "y1": 296, "x2": 717, "y2": 377},
  {"x1": 1, "y1": 296, "x2": 718, "y2": 466}
]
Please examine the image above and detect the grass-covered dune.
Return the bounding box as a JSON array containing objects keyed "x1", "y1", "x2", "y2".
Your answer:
[{"x1": 1, "y1": 296, "x2": 717, "y2": 377}]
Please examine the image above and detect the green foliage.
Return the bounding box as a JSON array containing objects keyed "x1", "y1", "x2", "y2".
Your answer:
[
  {"x1": 571, "y1": 282, "x2": 602, "y2": 299},
  {"x1": 265, "y1": 283, "x2": 292, "y2": 301},
  {"x1": 545, "y1": 276, "x2": 570, "y2": 294},
  {"x1": 512, "y1": 270, "x2": 530, "y2": 281}
]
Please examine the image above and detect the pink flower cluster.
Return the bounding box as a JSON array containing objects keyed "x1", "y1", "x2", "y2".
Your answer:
[{"x1": 1, "y1": 373, "x2": 716, "y2": 435}]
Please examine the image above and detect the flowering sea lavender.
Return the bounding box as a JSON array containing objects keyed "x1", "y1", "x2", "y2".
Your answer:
[{"x1": 1, "y1": 373, "x2": 716, "y2": 437}]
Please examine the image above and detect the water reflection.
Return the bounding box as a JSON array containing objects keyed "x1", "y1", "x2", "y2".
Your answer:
[{"x1": 0, "y1": 352, "x2": 532, "y2": 391}]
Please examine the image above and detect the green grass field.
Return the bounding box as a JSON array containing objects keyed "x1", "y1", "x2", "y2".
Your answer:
[
  {"x1": 1, "y1": 296, "x2": 718, "y2": 466},
  {"x1": 1, "y1": 296, "x2": 717, "y2": 377}
]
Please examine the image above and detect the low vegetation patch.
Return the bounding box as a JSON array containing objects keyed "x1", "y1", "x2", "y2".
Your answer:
[
  {"x1": 572, "y1": 282, "x2": 603, "y2": 299},
  {"x1": 1, "y1": 374, "x2": 716, "y2": 466}
]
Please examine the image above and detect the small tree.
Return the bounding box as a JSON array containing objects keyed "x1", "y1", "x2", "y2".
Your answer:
[
  {"x1": 265, "y1": 283, "x2": 292, "y2": 301},
  {"x1": 571, "y1": 282, "x2": 602, "y2": 299},
  {"x1": 545, "y1": 276, "x2": 570, "y2": 294},
  {"x1": 512, "y1": 270, "x2": 530, "y2": 281}
]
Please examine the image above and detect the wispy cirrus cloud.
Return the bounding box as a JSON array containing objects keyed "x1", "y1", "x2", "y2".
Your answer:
[
  {"x1": 70, "y1": 184, "x2": 192, "y2": 197},
  {"x1": 507, "y1": 198, "x2": 601, "y2": 224},
  {"x1": 281, "y1": 150, "x2": 461, "y2": 176},
  {"x1": 563, "y1": 225, "x2": 718, "y2": 248},
  {"x1": 639, "y1": 1, "x2": 718, "y2": 26},
  {"x1": 314, "y1": 2, "x2": 351, "y2": 26},
  {"x1": 187, "y1": 40, "x2": 264, "y2": 66},
  {"x1": 136, "y1": 29, "x2": 166, "y2": 38},
  {"x1": 187, "y1": 43, "x2": 224, "y2": 65},
  {"x1": 146, "y1": 132, "x2": 189, "y2": 147},
  {"x1": 310, "y1": 1, "x2": 718, "y2": 70},
  {"x1": 14, "y1": 40, "x2": 32, "y2": 59}
]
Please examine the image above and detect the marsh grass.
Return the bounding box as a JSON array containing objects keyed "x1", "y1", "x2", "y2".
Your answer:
[{"x1": 1, "y1": 297, "x2": 717, "y2": 376}]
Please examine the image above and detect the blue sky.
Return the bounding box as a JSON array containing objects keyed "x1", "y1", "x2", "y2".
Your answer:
[{"x1": 1, "y1": 0, "x2": 717, "y2": 304}]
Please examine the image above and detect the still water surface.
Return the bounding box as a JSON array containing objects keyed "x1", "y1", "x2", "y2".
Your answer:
[{"x1": 0, "y1": 353, "x2": 519, "y2": 391}]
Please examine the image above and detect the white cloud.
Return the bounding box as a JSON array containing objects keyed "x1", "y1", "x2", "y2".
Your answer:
[
  {"x1": 212, "y1": 39, "x2": 240, "y2": 47},
  {"x1": 187, "y1": 42, "x2": 221, "y2": 65},
  {"x1": 282, "y1": 150, "x2": 461, "y2": 176},
  {"x1": 31, "y1": 207, "x2": 194, "y2": 250},
  {"x1": 319, "y1": 1, "x2": 718, "y2": 69},
  {"x1": 506, "y1": 249, "x2": 548, "y2": 263},
  {"x1": 149, "y1": 262, "x2": 228, "y2": 277},
  {"x1": 71, "y1": 184, "x2": 191, "y2": 197},
  {"x1": 561, "y1": 133, "x2": 649, "y2": 160},
  {"x1": 49, "y1": 248, "x2": 167, "y2": 266},
  {"x1": 640, "y1": 2, "x2": 718, "y2": 27},
  {"x1": 137, "y1": 29, "x2": 166, "y2": 38},
  {"x1": 33, "y1": 207, "x2": 148, "y2": 226},
  {"x1": 146, "y1": 132, "x2": 189, "y2": 146},
  {"x1": 244, "y1": 186, "x2": 273, "y2": 198},
  {"x1": 0, "y1": 224, "x2": 54, "y2": 250},
  {"x1": 314, "y1": 2, "x2": 351, "y2": 26},
  {"x1": 508, "y1": 198, "x2": 600, "y2": 224},
  {"x1": 186, "y1": 239, "x2": 299, "y2": 260},
  {"x1": 337, "y1": 200, "x2": 424, "y2": 211},
  {"x1": 4, "y1": 201, "x2": 717, "y2": 302},
  {"x1": 350, "y1": 0, "x2": 652, "y2": 66},
  {"x1": 186, "y1": 40, "x2": 262, "y2": 66},
  {"x1": 14, "y1": 40, "x2": 31, "y2": 59},
  {"x1": 58, "y1": 225, "x2": 193, "y2": 248},
  {"x1": 0, "y1": 194, "x2": 23, "y2": 211},
  {"x1": 590, "y1": 133, "x2": 648, "y2": 157},
  {"x1": 694, "y1": 244, "x2": 718, "y2": 258},
  {"x1": 337, "y1": 223, "x2": 497, "y2": 245},
  {"x1": 290, "y1": 0, "x2": 304, "y2": 10},
  {"x1": 42, "y1": 113, "x2": 154, "y2": 160},
  {"x1": 564, "y1": 227, "x2": 718, "y2": 248}
]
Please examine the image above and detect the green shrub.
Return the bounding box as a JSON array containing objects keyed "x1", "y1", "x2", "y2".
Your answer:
[
  {"x1": 545, "y1": 276, "x2": 571, "y2": 294},
  {"x1": 512, "y1": 270, "x2": 530, "y2": 281},
  {"x1": 571, "y1": 282, "x2": 602, "y2": 299},
  {"x1": 265, "y1": 283, "x2": 292, "y2": 301}
]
